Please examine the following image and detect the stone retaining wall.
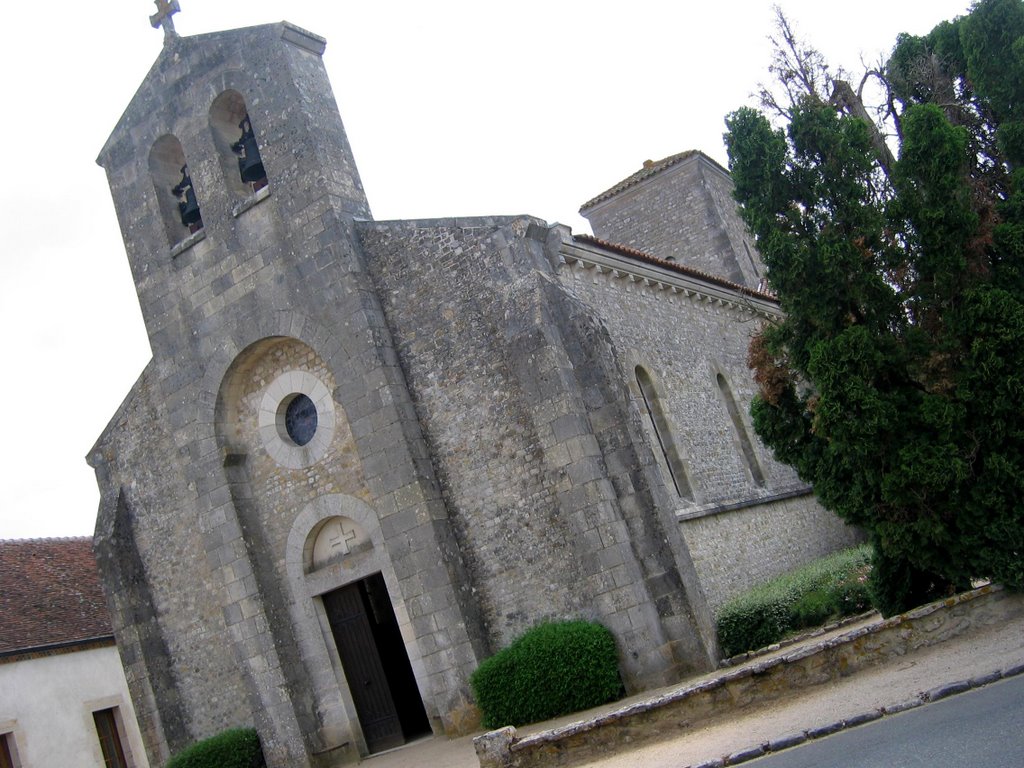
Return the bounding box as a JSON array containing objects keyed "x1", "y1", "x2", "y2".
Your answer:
[{"x1": 474, "y1": 585, "x2": 1024, "y2": 768}]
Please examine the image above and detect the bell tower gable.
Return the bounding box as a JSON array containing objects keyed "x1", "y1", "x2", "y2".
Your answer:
[{"x1": 96, "y1": 21, "x2": 372, "y2": 364}]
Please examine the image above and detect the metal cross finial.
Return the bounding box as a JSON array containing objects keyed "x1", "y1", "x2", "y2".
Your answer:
[{"x1": 150, "y1": 0, "x2": 181, "y2": 41}]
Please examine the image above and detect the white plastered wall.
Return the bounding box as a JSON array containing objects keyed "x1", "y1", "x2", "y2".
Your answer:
[{"x1": 0, "y1": 646, "x2": 149, "y2": 768}]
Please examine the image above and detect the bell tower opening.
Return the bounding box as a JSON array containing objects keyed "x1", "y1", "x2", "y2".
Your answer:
[
  {"x1": 149, "y1": 135, "x2": 203, "y2": 243},
  {"x1": 210, "y1": 90, "x2": 268, "y2": 197},
  {"x1": 322, "y1": 573, "x2": 430, "y2": 754}
]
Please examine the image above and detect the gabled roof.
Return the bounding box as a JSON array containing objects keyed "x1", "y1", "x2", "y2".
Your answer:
[
  {"x1": 579, "y1": 150, "x2": 730, "y2": 212},
  {"x1": 0, "y1": 538, "x2": 112, "y2": 657},
  {"x1": 97, "y1": 21, "x2": 326, "y2": 166}
]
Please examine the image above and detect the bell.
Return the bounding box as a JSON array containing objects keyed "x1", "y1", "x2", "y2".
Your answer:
[
  {"x1": 172, "y1": 165, "x2": 203, "y2": 229},
  {"x1": 231, "y1": 115, "x2": 266, "y2": 185}
]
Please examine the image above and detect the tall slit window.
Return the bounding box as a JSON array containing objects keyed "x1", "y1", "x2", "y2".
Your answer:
[
  {"x1": 635, "y1": 366, "x2": 694, "y2": 501},
  {"x1": 716, "y1": 373, "x2": 766, "y2": 487}
]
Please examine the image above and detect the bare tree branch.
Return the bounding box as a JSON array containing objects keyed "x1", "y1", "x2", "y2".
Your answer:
[
  {"x1": 830, "y1": 79, "x2": 897, "y2": 177},
  {"x1": 758, "y1": 6, "x2": 840, "y2": 117}
]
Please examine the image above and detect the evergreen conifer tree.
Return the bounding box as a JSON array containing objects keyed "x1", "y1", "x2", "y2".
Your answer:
[{"x1": 725, "y1": 0, "x2": 1024, "y2": 614}]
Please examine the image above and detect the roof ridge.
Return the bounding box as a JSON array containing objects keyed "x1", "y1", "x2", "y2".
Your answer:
[
  {"x1": 0, "y1": 536, "x2": 92, "y2": 544},
  {"x1": 580, "y1": 150, "x2": 729, "y2": 212}
]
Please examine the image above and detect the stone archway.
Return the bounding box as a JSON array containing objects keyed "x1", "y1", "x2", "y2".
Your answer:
[{"x1": 285, "y1": 497, "x2": 435, "y2": 756}]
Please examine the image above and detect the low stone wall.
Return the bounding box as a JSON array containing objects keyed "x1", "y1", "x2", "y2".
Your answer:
[{"x1": 473, "y1": 585, "x2": 1024, "y2": 768}]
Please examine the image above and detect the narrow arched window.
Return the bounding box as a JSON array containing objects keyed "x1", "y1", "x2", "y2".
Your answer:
[
  {"x1": 635, "y1": 366, "x2": 694, "y2": 501},
  {"x1": 149, "y1": 135, "x2": 204, "y2": 245},
  {"x1": 716, "y1": 373, "x2": 766, "y2": 487},
  {"x1": 210, "y1": 90, "x2": 268, "y2": 198}
]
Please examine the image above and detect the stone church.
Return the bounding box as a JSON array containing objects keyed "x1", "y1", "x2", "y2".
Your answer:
[{"x1": 88, "y1": 12, "x2": 859, "y2": 768}]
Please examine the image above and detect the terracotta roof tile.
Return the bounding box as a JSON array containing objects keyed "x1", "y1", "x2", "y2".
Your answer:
[
  {"x1": 572, "y1": 234, "x2": 777, "y2": 303},
  {"x1": 0, "y1": 537, "x2": 112, "y2": 654},
  {"x1": 580, "y1": 150, "x2": 730, "y2": 212}
]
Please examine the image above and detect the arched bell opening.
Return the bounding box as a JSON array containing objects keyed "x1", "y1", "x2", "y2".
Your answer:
[
  {"x1": 210, "y1": 89, "x2": 268, "y2": 198},
  {"x1": 149, "y1": 135, "x2": 203, "y2": 245}
]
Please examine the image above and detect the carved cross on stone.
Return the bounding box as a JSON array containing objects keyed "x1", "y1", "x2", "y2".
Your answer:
[
  {"x1": 327, "y1": 519, "x2": 359, "y2": 556},
  {"x1": 150, "y1": 0, "x2": 181, "y2": 41}
]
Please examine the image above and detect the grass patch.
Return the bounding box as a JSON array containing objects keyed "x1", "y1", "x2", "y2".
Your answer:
[{"x1": 716, "y1": 544, "x2": 873, "y2": 658}]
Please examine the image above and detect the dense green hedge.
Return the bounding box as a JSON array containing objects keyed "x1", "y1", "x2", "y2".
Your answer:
[
  {"x1": 165, "y1": 727, "x2": 265, "y2": 768},
  {"x1": 866, "y1": 541, "x2": 968, "y2": 618},
  {"x1": 470, "y1": 620, "x2": 623, "y2": 728},
  {"x1": 716, "y1": 545, "x2": 873, "y2": 657}
]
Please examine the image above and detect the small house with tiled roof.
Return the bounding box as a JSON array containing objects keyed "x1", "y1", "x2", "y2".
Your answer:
[
  {"x1": 88, "y1": 15, "x2": 860, "y2": 768},
  {"x1": 0, "y1": 538, "x2": 148, "y2": 767}
]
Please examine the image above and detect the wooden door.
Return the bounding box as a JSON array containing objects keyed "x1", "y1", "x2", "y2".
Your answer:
[{"x1": 323, "y1": 580, "x2": 405, "y2": 753}]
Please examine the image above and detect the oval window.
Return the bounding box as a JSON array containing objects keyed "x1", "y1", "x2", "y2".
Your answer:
[{"x1": 284, "y1": 394, "x2": 318, "y2": 446}]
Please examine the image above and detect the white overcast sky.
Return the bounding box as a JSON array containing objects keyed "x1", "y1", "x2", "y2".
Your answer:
[{"x1": 0, "y1": 1, "x2": 971, "y2": 539}]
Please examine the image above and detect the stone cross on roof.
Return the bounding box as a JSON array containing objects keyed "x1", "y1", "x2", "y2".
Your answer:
[{"x1": 150, "y1": 0, "x2": 181, "y2": 42}]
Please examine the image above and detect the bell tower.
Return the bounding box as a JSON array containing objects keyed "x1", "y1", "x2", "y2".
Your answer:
[
  {"x1": 92, "y1": 11, "x2": 486, "y2": 767},
  {"x1": 96, "y1": 18, "x2": 372, "y2": 366}
]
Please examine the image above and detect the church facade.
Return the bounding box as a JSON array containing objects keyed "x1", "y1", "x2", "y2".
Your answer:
[{"x1": 89, "y1": 19, "x2": 859, "y2": 768}]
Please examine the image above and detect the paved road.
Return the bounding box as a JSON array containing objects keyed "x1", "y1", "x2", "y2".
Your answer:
[{"x1": 745, "y1": 674, "x2": 1024, "y2": 768}]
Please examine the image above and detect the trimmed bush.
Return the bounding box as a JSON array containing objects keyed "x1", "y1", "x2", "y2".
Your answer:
[
  {"x1": 470, "y1": 620, "x2": 623, "y2": 728},
  {"x1": 166, "y1": 727, "x2": 265, "y2": 768},
  {"x1": 716, "y1": 545, "x2": 873, "y2": 657}
]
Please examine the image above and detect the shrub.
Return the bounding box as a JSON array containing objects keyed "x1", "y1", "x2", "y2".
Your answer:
[
  {"x1": 716, "y1": 545, "x2": 873, "y2": 657},
  {"x1": 470, "y1": 620, "x2": 623, "y2": 728},
  {"x1": 166, "y1": 727, "x2": 265, "y2": 768},
  {"x1": 867, "y1": 543, "x2": 959, "y2": 618}
]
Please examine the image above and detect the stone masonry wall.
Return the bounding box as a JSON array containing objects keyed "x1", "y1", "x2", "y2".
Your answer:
[
  {"x1": 218, "y1": 337, "x2": 370, "y2": 577},
  {"x1": 558, "y1": 256, "x2": 789, "y2": 508},
  {"x1": 556, "y1": 242, "x2": 860, "y2": 610},
  {"x1": 360, "y1": 217, "x2": 718, "y2": 684},
  {"x1": 360, "y1": 218, "x2": 590, "y2": 649},
  {"x1": 581, "y1": 155, "x2": 764, "y2": 290},
  {"x1": 679, "y1": 495, "x2": 864, "y2": 613},
  {"x1": 91, "y1": 368, "x2": 251, "y2": 763}
]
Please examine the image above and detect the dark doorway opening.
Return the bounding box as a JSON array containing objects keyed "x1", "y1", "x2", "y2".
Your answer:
[{"x1": 322, "y1": 573, "x2": 431, "y2": 753}]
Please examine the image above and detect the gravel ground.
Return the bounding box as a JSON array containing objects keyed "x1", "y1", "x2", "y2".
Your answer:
[{"x1": 363, "y1": 614, "x2": 1024, "y2": 768}]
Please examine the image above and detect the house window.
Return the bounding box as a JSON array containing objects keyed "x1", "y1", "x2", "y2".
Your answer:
[
  {"x1": 0, "y1": 732, "x2": 17, "y2": 768},
  {"x1": 635, "y1": 366, "x2": 694, "y2": 501},
  {"x1": 93, "y1": 708, "x2": 129, "y2": 768}
]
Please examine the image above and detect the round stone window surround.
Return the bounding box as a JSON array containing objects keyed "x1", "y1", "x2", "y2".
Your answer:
[{"x1": 258, "y1": 370, "x2": 336, "y2": 469}]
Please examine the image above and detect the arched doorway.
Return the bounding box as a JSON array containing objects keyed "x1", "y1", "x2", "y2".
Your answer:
[{"x1": 322, "y1": 573, "x2": 430, "y2": 753}]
